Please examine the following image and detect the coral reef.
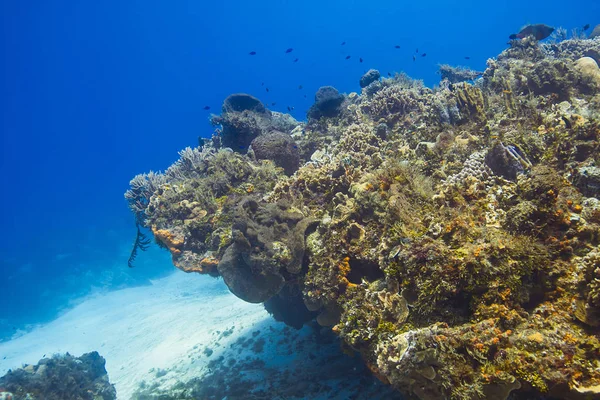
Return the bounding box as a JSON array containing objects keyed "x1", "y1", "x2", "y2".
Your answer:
[
  {"x1": 127, "y1": 35, "x2": 600, "y2": 399},
  {"x1": 0, "y1": 352, "x2": 116, "y2": 400},
  {"x1": 307, "y1": 86, "x2": 346, "y2": 119},
  {"x1": 360, "y1": 69, "x2": 381, "y2": 88},
  {"x1": 438, "y1": 64, "x2": 484, "y2": 83},
  {"x1": 250, "y1": 130, "x2": 300, "y2": 175}
]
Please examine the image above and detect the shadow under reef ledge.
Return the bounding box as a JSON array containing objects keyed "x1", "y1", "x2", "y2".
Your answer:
[
  {"x1": 125, "y1": 34, "x2": 600, "y2": 400},
  {"x1": 130, "y1": 319, "x2": 404, "y2": 400}
]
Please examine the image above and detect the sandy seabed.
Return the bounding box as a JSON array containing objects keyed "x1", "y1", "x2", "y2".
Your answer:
[{"x1": 0, "y1": 272, "x2": 271, "y2": 399}]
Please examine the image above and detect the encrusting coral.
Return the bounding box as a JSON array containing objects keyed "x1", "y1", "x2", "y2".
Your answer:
[{"x1": 126, "y1": 35, "x2": 600, "y2": 399}]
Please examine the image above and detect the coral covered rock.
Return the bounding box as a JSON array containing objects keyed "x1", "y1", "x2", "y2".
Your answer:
[
  {"x1": 307, "y1": 86, "x2": 345, "y2": 119},
  {"x1": 360, "y1": 69, "x2": 381, "y2": 88},
  {"x1": 127, "y1": 34, "x2": 600, "y2": 400},
  {"x1": 0, "y1": 352, "x2": 116, "y2": 400},
  {"x1": 250, "y1": 131, "x2": 300, "y2": 175},
  {"x1": 211, "y1": 93, "x2": 272, "y2": 151},
  {"x1": 438, "y1": 64, "x2": 483, "y2": 83}
]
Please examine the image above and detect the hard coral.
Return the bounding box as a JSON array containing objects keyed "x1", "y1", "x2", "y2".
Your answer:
[
  {"x1": 250, "y1": 131, "x2": 300, "y2": 175},
  {"x1": 307, "y1": 86, "x2": 345, "y2": 119},
  {"x1": 127, "y1": 33, "x2": 600, "y2": 400},
  {"x1": 211, "y1": 93, "x2": 272, "y2": 151},
  {"x1": 0, "y1": 352, "x2": 116, "y2": 400}
]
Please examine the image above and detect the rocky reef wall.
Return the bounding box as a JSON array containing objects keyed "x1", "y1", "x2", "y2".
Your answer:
[{"x1": 126, "y1": 36, "x2": 600, "y2": 399}]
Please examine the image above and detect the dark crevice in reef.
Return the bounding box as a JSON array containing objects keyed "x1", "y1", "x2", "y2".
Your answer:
[
  {"x1": 346, "y1": 258, "x2": 384, "y2": 284},
  {"x1": 264, "y1": 288, "x2": 318, "y2": 329}
]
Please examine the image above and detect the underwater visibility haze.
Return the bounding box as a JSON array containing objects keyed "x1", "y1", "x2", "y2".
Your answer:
[{"x1": 2, "y1": 0, "x2": 600, "y2": 399}]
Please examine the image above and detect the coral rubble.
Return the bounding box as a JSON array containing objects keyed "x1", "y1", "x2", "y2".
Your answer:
[
  {"x1": 0, "y1": 352, "x2": 116, "y2": 400},
  {"x1": 126, "y1": 36, "x2": 600, "y2": 399}
]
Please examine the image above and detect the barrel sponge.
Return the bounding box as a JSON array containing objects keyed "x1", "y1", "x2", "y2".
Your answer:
[{"x1": 251, "y1": 131, "x2": 300, "y2": 175}]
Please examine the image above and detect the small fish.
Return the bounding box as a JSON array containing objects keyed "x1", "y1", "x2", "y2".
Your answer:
[
  {"x1": 387, "y1": 72, "x2": 392, "y2": 76},
  {"x1": 509, "y1": 24, "x2": 554, "y2": 41},
  {"x1": 298, "y1": 85, "x2": 303, "y2": 89},
  {"x1": 359, "y1": 57, "x2": 363, "y2": 63},
  {"x1": 285, "y1": 48, "x2": 293, "y2": 53},
  {"x1": 203, "y1": 106, "x2": 210, "y2": 110},
  {"x1": 413, "y1": 55, "x2": 416, "y2": 61},
  {"x1": 287, "y1": 106, "x2": 291, "y2": 111},
  {"x1": 345, "y1": 55, "x2": 351, "y2": 60},
  {"x1": 303, "y1": 94, "x2": 307, "y2": 98},
  {"x1": 271, "y1": 102, "x2": 276, "y2": 106},
  {"x1": 248, "y1": 51, "x2": 256, "y2": 55},
  {"x1": 583, "y1": 24, "x2": 590, "y2": 31},
  {"x1": 341, "y1": 41, "x2": 346, "y2": 45},
  {"x1": 394, "y1": 45, "x2": 401, "y2": 49},
  {"x1": 293, "y1": 58, "x2": 299, "y2": 62},
  {"x1": 261, "y1": 82, "x2": 264, "y2": 86},
  {"x1": 464, "y1": 56, "x2": 471, "y2": 60},
  {"x1": 421, "y1": 53, "x2": 427, "y2": 57},
  {"x1": 266, "y1": 87, "x2": 269, "y2": 92},
  {"x1": 416, "y1": 48, "x2": 419, "y2": 53}
]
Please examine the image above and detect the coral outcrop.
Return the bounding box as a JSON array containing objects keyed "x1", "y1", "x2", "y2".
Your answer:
[
  {"x1": 307, "y1": 86, "x2": 346, "y2": 119},
  {"x1": 438, "y1": 64, "x2": 484, "y2": 83},
  {"x1": 127, "y1": 35, "x2": 600, "y2": 399},
  {"x1": 360, "y1": 69, "x2": 381, "y2": 88},
  {"x1": 250, "y1": 131, "x2": 300, "y2": 175},
  {"x1": 0, "y1": 352, "x2": 116, "y2": 400}
]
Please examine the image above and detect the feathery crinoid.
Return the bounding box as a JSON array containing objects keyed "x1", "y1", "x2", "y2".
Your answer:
[{"x1": 128, "y1": 223, "x2": 151, "y2": 268}]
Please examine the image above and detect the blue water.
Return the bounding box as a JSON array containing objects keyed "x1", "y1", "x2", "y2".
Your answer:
[{"x1": 0, "y1": 0, "x2": 597, "y2": 339}]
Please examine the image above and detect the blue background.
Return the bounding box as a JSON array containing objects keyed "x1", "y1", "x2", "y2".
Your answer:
[{"x1": 1, "y1": 0, "x2": 596, "y2": 338}]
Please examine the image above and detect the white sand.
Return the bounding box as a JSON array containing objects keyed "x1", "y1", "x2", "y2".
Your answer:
[{"x1": 0, "y1": 271, "x2": 272, "y2": 399}]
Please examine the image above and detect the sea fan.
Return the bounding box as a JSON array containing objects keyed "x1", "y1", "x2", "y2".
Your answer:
[{"x1": 128, "y1": 223, "x2": 152, "y2": 268}]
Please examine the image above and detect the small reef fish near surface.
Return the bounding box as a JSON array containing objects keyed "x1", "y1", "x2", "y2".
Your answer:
[
  {"x1": 248, "y1": 51, "x2": 256, "y2": 55},
  {"x1": 583, "y1": 24, "x2": 590, "y2": 31},
  {"x1": 285, "y1": 48, "x2": 293, "y2": 53},
  {"x1": 509, "y1": 23, "x2": 554, "y2": 40},
  {"x1": 203, "y1": 106, "x2": 210, "y2": 110},
  {"x1": 345, "y1": 55, "x2": 351, "y2": 60}
]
